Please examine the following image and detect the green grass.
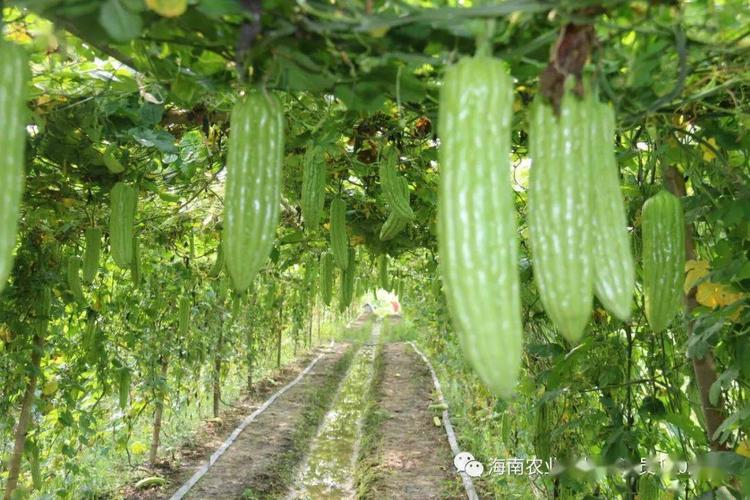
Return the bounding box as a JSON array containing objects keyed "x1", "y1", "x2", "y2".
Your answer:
[
  {"x1": 380, "y1": 316, "x2": 418, "y2": 343},
  {"x1": 328, "y1": 316, "x2": 375, "y2": 345},
  {"x1": 353, "y1": 341, "x2": 386, "y2": 499},
  {"x1": 241, "y1": 345, "x2": 356, "y2": 499}
]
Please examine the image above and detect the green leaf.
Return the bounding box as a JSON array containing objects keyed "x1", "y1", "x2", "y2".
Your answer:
[
  {"x1": 195, "y1": 51, "x2": 228, "y2": 76},
  {"x1": 128, "y1": 127, "x2": 177, "y2": 153},
  {"x1": 99, "y1": 0, "x2": 143, "y2": 42},
  {"x1": 196, "y1": 0, "x2": 243, "y2": 18},
  {"x1": 121, "y1": 0, "x2": 146, "y2": 12},
  {"x1": 710, "y1": 368, "x2": 738, "y2": 407},
  {"x1": 139, "y1": 103, "x2": 164, "y2": 126},
  {"x1": 712, "y1": 406, "x2": 750, "y2": 442}
]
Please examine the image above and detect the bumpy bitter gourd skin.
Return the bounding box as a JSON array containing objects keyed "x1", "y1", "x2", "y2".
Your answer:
[
  {"x1": 329, "y1": 197, "x2": 349, "y2": 270},
  {"x1": 320, "y1": 252, "x2": 334, "y2": 306},
  {"x1": 0, "y1": 42, "x2": 29, "y2": 293},
  {"x1": 209, "y1": 242, "x2": 224, "y2": 277},
  {"x1": 67, "y1": 256, "x2": 86, "y2": 305},
  {"x1": 301, "y1": 146, "x2": 326, "y2": 232},
  {"x1": 589, "y1": 99, "x2": 635, "y2": 321},
  {"x1": 528, "y1": 92, "x2": 593, "y2": 343},
  {"x1": 642, "y1": 190, "x2": 685, "y2": 333},
  {"x1": 222, "y1": 91, "x2": 285, "y2": 294},
  {"x1": 82, "y1": 228, "x2": 102, "y2": 284},
  {"x1": 379, "y1": 147, "x2": 415, "y2": 220},
  {"x1": 378, "y1": 254, "x2": 389, "y2": 291},
  {"x1": 379, "y1": 177, "x2": 412, "y2": 241},
  {"x1": 437, "y1": 56, "x2": 522, "y2": 398},
  {"x1": 378, "y1": 212, "x2": 408, "y2": 241},
  {"x1": 109, "y1": 182, "x2": 138, "y2": 269},
  {"x1": 339, "y1": 247, "x2": 356, "y2": 312}
]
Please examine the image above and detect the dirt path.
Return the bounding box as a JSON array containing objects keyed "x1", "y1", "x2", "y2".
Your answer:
[
  {"x1": 366, "y1": 342, "x2": 459, "y2": 499},
  {"x1": 150, "y1": 342, "x2": 351, "y2": 499},
  {"x1": 290, "y1": 322, "x2": 380, "y2": 498}
]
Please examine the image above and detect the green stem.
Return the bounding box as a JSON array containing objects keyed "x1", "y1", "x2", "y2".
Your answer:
[{"x1": 475, "y1": 18, "x2": 496, "y2": 57}]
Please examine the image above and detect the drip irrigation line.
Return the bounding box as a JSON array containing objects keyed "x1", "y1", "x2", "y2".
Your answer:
[
  {"x1": 169, "y1": 341, "x2": 334, "y2": 499},
  {"x1": 408, "y1": 341, "x2": 479, "y2": 500}
]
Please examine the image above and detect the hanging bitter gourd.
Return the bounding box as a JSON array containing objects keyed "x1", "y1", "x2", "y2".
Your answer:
[
  {"x1": 379, "y1": 178, "x2": 412, "y2": 241},
  {"x1": 301, "y1": 146, "x2": 326, "y2": 232},
  {"x1": 379, "y1": 147, "x2": 414, "y2": 220},
  {"x1": 437, "y1": 55, "x2": 522, "y2": 398},
  {"x1": 109, "y1": 182, "x2": 138, "y2": 269},
  {"x1": 320, "y1": 252, "x2": 334, "y2": 306},
  {"x1": 0, "y1": 41, "x2": 29, "y2": 293},
  {"x1": 329, "y1": 198, "x2": 349, "y2": 270},
  {"x1": 379, "y1": 212, "x2": 409, "y2": 241},
  {"x1": 67, "y1": 256, "x2": 86, "y2": 305},
  {"x1": 209, "y1": 241, "x2": 224, "y2": 277},
  {"x1": 378, "y1": 254, "x2": 389, "y2": 291},
  {"x1": 339, "y1": 247, "x2": 356, "y2": 312},
  {"x1": 82, "y1": 227, "x2": 102, "y2": 284},
  {"x1": 642, "y1": 190, "x2": 685, "y2": 333},
  {"x1": 222, "y1": 90, "x2": 284, "y2": 294},
  {"x1": 528, "y1": 91, "x2": 593, "y2": 344},
  {"x1": 118, "y1": 367, "x2": 131, "y2": 409},
  {"x1": 589, "y1": 98, "x2": 635, "y2": 321},
  {"x1": 533, "y1": 399, "x2": 552, "y2": 459}
]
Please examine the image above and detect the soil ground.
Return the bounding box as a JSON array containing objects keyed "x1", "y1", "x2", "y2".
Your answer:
[
  {"x1": 181, "y1": 342, "x2": 349, "y2": 499},
  {"x1": 125, "y1": 342, "x2": 348, "y2": 499},
  {"x1": 366, "y1": 342, "x2": 460, "y2": 499},
  {"x1": 127, "y1": 317, "x2": 462, "y2": 499}
]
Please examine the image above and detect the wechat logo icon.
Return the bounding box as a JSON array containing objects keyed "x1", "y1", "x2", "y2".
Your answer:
[{"x1": 454, "y1": 451, "x2": 484, "y2": 478}]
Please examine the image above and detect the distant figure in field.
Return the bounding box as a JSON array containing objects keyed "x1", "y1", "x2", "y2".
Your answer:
[{"x1": 391, "y1": 300, "x2": 400, "y2": 314}]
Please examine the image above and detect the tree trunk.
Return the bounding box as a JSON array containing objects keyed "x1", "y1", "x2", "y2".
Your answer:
[
  {"x1": 149, "y1": 356, "x2": 169, "y2": 466},
  {"x1": 4, "y1": 327, "x2": 45, "y2": 500},
  {"x1": 664, "y1": 166, "x2": 728, "y2": 451},
  {"x1": 213, "y1": 326, "x2": 224, "y2": 418}
]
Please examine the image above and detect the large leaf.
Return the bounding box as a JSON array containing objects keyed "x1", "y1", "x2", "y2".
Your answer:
[{"x1": 99, "y1": 0, "x2": 143, "y2": 42}]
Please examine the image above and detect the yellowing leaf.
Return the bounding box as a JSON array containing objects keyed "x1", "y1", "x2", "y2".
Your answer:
[
  {"x1": 696, "y1": 282, "x2": 724, "y2": 309},
  {"x1": 736, "y1": 440, "x2": 750, "y2": 459},
  {"x1": 130, "y1": 441, "x2": 148, "y2": 455},
  {"x1": 684, "y1": 260, "x2": 710, "y2": 293},
  {"x1": 42, "y1": 379, "x2": 58, "y2": 396},
  {"x1": 146, "y1": 0, "x2": 188, "y2": 17},
  {"x1": 6, "y1": 26, "x2": 32, "y2": 43},
  {"x1": 696, "y1": 280, "x2": 747, "y2": 313},
  {"x1": 0, "y1": 324, "x2": 12, "y2": 343},
  {"x1": 702, "y1": 137, "x2": 718, "y2": 161}
]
